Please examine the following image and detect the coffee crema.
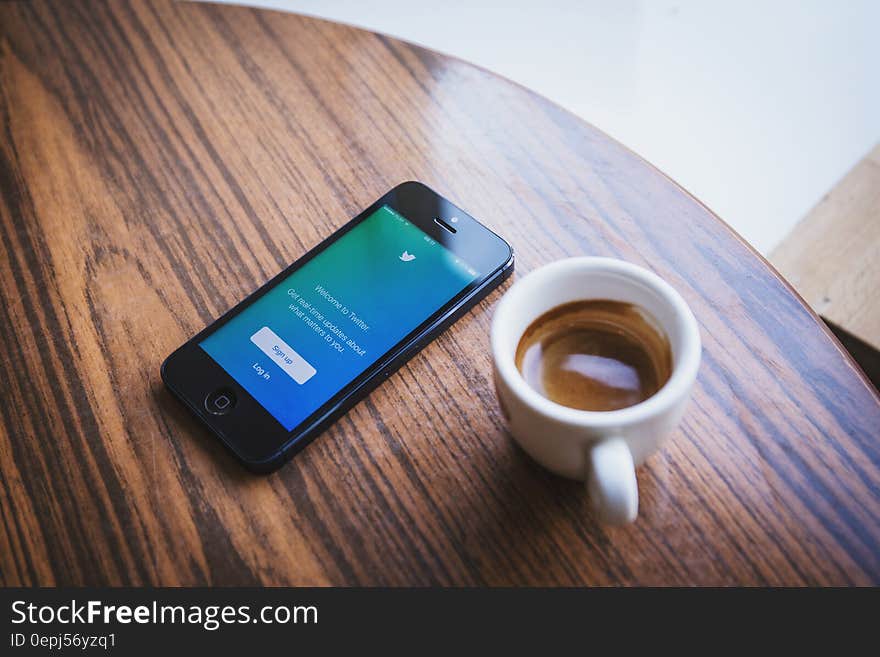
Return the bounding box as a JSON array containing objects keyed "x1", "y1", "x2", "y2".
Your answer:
[{"x1": 514, "y1": 300, "x2": 672, "y2": 412}]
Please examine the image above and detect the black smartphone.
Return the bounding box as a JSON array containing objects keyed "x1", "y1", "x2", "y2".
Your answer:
[{"x1": 161, "y1": 181, "x2": 514, "y2": 472}]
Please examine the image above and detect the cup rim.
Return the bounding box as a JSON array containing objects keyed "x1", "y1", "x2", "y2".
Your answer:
[{"x1": 491, "y1": 257, "x2": 701, "y2": 427}]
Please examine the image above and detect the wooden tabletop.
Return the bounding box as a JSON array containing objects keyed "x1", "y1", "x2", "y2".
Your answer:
[{"x1": 1, "y1": 0, "x2": 878, "y2": 586}]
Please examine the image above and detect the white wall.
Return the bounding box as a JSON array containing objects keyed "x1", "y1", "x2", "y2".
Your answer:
[{"x1": 205, "y1": 0, "x2": 880, "y2": 254}]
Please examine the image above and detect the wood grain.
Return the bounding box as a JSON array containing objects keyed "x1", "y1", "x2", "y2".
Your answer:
[
  {"x1": 1, "y1": 0, "x2": 878, "y2": 586},
  {"x1": 772, "y1": 143, "x2": 880, "y2": 351}
]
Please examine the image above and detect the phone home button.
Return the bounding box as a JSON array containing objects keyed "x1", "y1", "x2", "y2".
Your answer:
[{"x1": 205, "y1": 388, "x2": 236, "y2": 415}]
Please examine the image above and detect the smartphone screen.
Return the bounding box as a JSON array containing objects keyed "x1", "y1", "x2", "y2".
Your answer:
[
  {"x1": 199, "y1": 204, "x2": 478, "y2": 431},
  {"x1": 163, "y1": 181, "x2": 513, "y2": 471}
]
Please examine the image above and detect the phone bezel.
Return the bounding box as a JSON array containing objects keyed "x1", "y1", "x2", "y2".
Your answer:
[{"x1": 161, "y1": 181, "x2": 513, "y2": 470}]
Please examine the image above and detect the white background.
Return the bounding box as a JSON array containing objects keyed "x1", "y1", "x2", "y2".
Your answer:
[{"x1": 206, "y1": 0, "x2": 880, "y2": 254}]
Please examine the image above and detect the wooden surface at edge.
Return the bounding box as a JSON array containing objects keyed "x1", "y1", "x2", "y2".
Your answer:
[
  {"x1": 1, "y1": 0, "x2": 879, "y2": 586},
  {"x1": 772, "y1": 143, "x2": 880, "y2": 351}
]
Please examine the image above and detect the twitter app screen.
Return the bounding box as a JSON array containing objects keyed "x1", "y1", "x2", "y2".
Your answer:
[{"x1": 200, "y1": 205, "x2": 477, "y2": 430}]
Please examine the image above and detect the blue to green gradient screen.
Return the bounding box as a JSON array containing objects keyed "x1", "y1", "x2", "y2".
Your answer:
[{"x1": 200, "y1": 205, "x2": 477, "y2": 430}]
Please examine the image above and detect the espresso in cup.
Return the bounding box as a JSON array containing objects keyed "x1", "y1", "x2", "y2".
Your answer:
[
  {"x1": 492, "y1": 258, "x2": 702, "y2": 524},
  {"x1": 514, "y1": 300, "x2": 672, "y2": 412}
]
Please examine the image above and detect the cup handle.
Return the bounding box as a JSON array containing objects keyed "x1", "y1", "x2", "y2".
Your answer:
[{"x1": 587, "y1": 437, "x2": 639, "y2": 525}]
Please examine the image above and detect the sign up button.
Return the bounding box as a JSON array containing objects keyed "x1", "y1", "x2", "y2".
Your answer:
[{"x1": 250, "y1": 326, "x2": 317, "y2": 384}]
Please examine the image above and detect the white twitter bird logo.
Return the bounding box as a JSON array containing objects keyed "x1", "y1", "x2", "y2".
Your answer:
[{"x1": 399, "y1": 251, "x2": 416, "y2": 262}]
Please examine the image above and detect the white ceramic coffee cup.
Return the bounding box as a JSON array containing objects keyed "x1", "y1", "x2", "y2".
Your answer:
[{"x1": 491, "y1": 257, "x2": 701, "y2": 525}]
